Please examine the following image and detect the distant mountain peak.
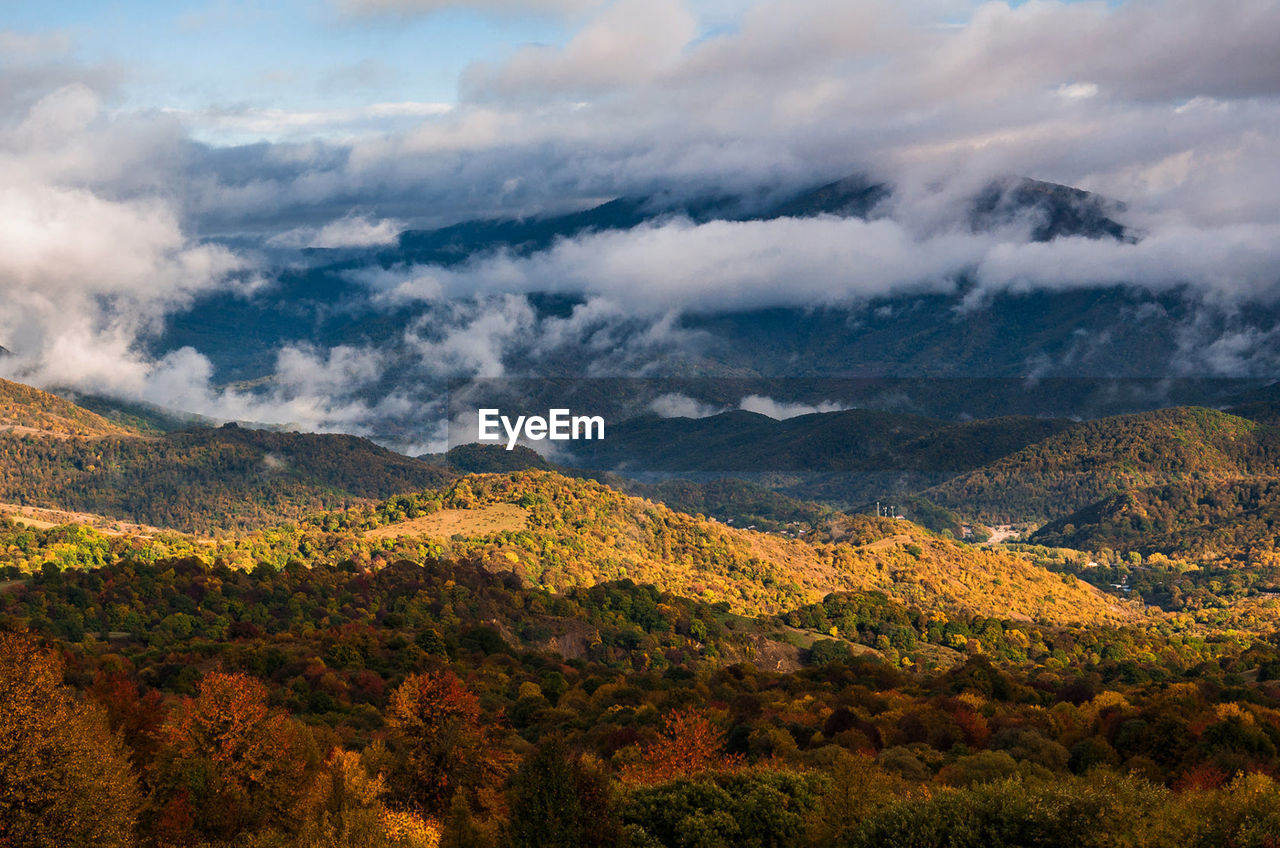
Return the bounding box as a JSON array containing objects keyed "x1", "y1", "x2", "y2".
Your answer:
[
  {"x1": 767, "y1": 173, "x2": 890, "y2": 220},
  {"x1": 970, "y1": 176, "x2": 1128, "y2": 242}
]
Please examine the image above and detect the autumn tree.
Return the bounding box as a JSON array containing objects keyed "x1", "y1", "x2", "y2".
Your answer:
[
  {"x1": 0, "y1": 631, "x2": 141, "y2": 848},
  {"x1": 386, "y1": 670, "x2": 509, "y2": 816},
  {"x1": 621, "y1": 770, "x2": 825, "y2": 848},
  {"x1": 89, "y1": 670, "x2": 166, "y2": 772},
  {"x1": 619, "y1": 707, "x2": 743, "y2": 786},
  {"x1": 294, "y1": 748, "x2": 442, "y2": 848},
  {"x1": 149, "y1": 671, "x2": 317, "y2": 844}
]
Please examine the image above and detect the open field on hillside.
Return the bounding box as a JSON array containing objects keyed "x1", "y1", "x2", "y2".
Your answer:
[{"x1": 362, "y1": 503, "x2": 530, "y2": 539}]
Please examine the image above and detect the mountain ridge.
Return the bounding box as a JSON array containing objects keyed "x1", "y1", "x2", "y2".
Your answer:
[
  {"x1": 924, "y1": 406, "x2": 1280, "y2": 525},
  {"x1": 313, "y1": 470, "x2": 1139, "y2": 623},
  {"x1": 0, "y1": 378, "x2": 137, "y2": 438}
]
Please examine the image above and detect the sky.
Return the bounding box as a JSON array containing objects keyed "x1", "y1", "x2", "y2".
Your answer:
[
  {"x1": 1, "y1": 0, "x2": 742, "y2": 144},
  {"x1": 2, "y1": 0, "x2": 1279, "y2": 445}
]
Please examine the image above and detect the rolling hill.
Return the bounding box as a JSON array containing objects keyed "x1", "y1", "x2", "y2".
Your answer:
[
  {"x1": 1031, "y1": 477, "x2": 1280, "y2": 561},
  {"x1": 323, "y1": 471, "x2": 1137, "y2": 623},
  {"x1": 0, "y1": 383, "x2": 458, "y2": 532},
  {"x1": 0, "y1": 378, "x2": 136, "y2": 438},
  {"x1": 568, "y1": 408, "x2": 1073, "y2": 474},
  {"x1": 0, "y1": 382, "x2": 885, "y2": 538},
  {"x1": 924, "y1": 407, "x2": 1280, "y2": 525}
]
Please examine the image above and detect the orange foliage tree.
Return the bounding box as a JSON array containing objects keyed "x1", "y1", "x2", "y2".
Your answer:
[
  {"x1": 619, "y1": 707, "x2": 744, "y2": 786},
  {"x1": 149, "y1": 671, "x2": 316, "y2": 844}
]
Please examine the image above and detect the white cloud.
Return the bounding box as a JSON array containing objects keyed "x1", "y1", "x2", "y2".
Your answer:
[
  {"x1": 973, "y1": 224, "x2": 1280, "y2": 302},
  {"x1": 167, "y1": 101, "x2": 453, "y2": 145},
  {"x1": 739, "y1": 394, "x2": 849, "y2": 419},
  {"x1": 269, "y1": 213, "x2": 404, "y2": 248},
  {"x1": 0, "y1": 163, "x2": 241, "y2": 393},
  {"x1": 138, "y1": 0, "x2": 1279, "y2": 254},
  {"x1": 462, "y1": 0, "x2": 698, "y2": 100},
  {"x1": 275, "y1": 345, "x2": 386, "y2": 394},
  {"x1": 336, "y1": 0, "x2": 603, "y2": 17},
  {"x1": 403, "y1": 295, "x2": 538, "y2": 378},
  {"x1": 0, "y1": 31, "x2": 72, "y2": 63},
  {"x1": 6, "y1": 0, "x2": 1280, "y2": 446},
  {"x1": 370, "y1": 215, "x2": 994, "y2": 313},
  {"x1": 649, "y1": 393, "x2": 724, "y2": 418},
  {"x1": 1057, "y1": 82, "x2": 1098, "y2": 100}
]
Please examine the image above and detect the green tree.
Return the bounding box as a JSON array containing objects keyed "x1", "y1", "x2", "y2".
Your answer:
[{"x1": 507, "y1": 736, "x2": 618, "y2": 848}]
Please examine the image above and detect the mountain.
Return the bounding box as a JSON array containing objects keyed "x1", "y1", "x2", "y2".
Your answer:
[
  {"x1": 764, "y1": 173, "x2": 889, "y2": 219},
  {"x1": 0, "y1": 378, "x2": 136, "y2": 438},
  {"x1": 142, "y1": 171, "x2": 1268, "y2": 440},
  {"x1": 1030, "y1": 477, "x2": 1280, "y2": 561},
  {"x1": 1225, "y1": 382, "x2": 1280, "y2": 426},
  {"x1": 570, "y1": 408, "x2": 1072, "y2": 474},
  {"x1": 0, "y1": 383, "x2": 457, "y2": 532},
  {"x1": 923, "y1": 407, "x2": 1280, "y2": 525},
  {"x1": 969, "y1": 176, "x2": 1128, "y2": 242},
  {"x1": 615, "y1": 476, "x2": 836, "y2": 533},
  {"x1": 571, "y1": 408, "x2": 939, "y2": 473},
  {"x1": 318, "y1": 470, "x2": 1137, "y2": 623},
  {"x1": 439, "y1": 442, "x2": 554, "y2": 473},
  {"x1": 387, "y1": 174, "x2": 1118, "y2": 266}
]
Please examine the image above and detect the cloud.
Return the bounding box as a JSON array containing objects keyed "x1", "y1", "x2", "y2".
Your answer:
[
  {"x1": 403, "y1": 295, "x2": 538, "y2": 378},
  {"x1": 336, "y1": 0, "x2": 602, "y2": 17},
  {"x1": 275, "y1": 345, "x2": 386, "y2": 394},
  {"x1": 168, "y1": 101, "x2": 453, "y2": 145},
  {"x1": 739, "y1": 394, "x2": 849, "y2": 419},
  {"x1": 0, "y1": 119, "x2": 242, "y2": 394},
  {"x1": 649, "y1": 393, "x2": 723, "y2": 419},
  {"x1": 0, "y1": 76, "x2": 413, "y2": 442},
  {"x1": 461, "y1": 0, "x2": 698, "y2": 100},
  {"x1": 646, "y1": 392, "x2": 853, "y2": 421},
  {"x1": 973, "y1": 224, "x2": 1280, "y2": 302},
  {"x1": 0, "y1": 31, "x2": 73, "y2": 64},
  {"x1": 128, "y1": 0, "x2": 1277, "y2": 255},
  {"x1": 5, "y1": 0, "x2": 1280, "y2": 448},
  {"x1": 355, "y1": 185, "x2": 1280, "y2": 319},
  {"x1": 370, "y1": 215, "x2": 994, "y2": 313},
  {"x1": 269, "y1": 213, "x2": 404, "y2": 248}
]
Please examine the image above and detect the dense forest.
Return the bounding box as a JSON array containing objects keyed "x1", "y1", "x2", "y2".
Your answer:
[
  {"x1": 0, "y1": 426, "x2": 454, "y2": 533},
  {"x1": 5, "y1": 542, "x2": 1280, "y2": 847},
  {"x1": 926, "y1": 407, "x2": 1280, "y2": 523},
  {"x1": 1032, "y1": 477, "x2": 1280, "y2": 562},
  {"x1": 0, "y1": 378, "x2": 134, "y2": 438}
]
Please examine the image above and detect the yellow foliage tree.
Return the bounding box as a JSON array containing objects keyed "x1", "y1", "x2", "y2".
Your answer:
[{"x1": 0, "y1": 631, "x2": 141, "y2": 848}]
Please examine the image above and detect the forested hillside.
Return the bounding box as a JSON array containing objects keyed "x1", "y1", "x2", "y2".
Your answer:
[
  {"x1": 301, "y1": 471, "x2": 1132, "y2": 623},
  {"x1": 0, "y1": 378, "x2": 136, "y2": 437},
  {"x1": 926, "y1": 408, "x2": 1280, "y2": 524},
  {"x1": 2, "y1": 511, "x2": 1280, "y2": 848},
  {"x1": 571, "y1": 409, "x2": 1073, "y2": 474},
  {"x1": 1032, "y1": 477, "x2": 1280, "y2": 562},
  {"x1": 8, "y1": 389, "x2": 1280, "y2": 847},
  {"x1": 0, "y1": 424, "x2": 455, "y2": 533}
]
